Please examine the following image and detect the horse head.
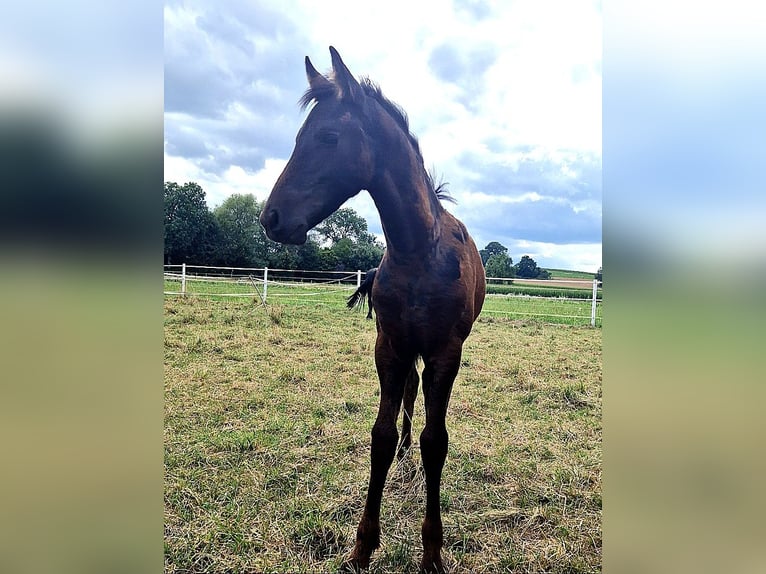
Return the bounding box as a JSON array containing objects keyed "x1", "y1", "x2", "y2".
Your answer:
[{"x1": 260, "y1": 47, "x2": 375, "y2": 244}]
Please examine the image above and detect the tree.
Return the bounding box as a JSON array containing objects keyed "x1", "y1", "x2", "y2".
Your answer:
[
  {"x1": 317, "y1": 248, "x2": 339, "y2": 271},
  {"x1": 328, "y1": 237, "x2": 385, "y2": 271},
  {"x1": 353, "y1": 240, "x2": 385, "y2": 271},
  {"x1": 312, "y1": 207, "x2": 384, "y2": 270},
  {"x1": 314, "y1": 208, "x2": 373, "y2": 245},
  {"x1": 164, "y1": 185, "x2": 382, "y2": 271},
  {"x1": 480, "y1": 241, "x2": 508, "y2": 266},
  {"x1": 294, "y1": 240, "x2": 323, "y2": 271},
  {"x1": 514, "y1": 255, "x2": 550, "y2": 279},
  {"x1": 213, "y1": 194, "x2": 269, "y2": 267},
  {"x1": 485, "y1": 252, "x2": 514, "y2": 278},
  {"x1": 164, "y1": 181, "x2": 220, "y2": 265},
  {"x1": 266, "y1": 244, "x2": 300, "y2": 269}
]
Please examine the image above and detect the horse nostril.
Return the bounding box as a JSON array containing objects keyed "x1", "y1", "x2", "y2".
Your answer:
[{"x1": 262, "y1": 208, "x2": 279, "y2": 230}]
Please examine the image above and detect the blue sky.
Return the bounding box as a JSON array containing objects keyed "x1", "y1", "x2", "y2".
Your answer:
[{"x1": 164, "y1": 0, "x2": 602, "y2": 271}]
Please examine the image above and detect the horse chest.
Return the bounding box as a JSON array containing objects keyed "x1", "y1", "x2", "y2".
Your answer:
[{"x1": 374, "y1": 275, "x2": 464, "y2": 340}]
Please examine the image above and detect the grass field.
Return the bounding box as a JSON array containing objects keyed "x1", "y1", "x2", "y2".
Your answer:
[
  {"x1": 164, "y1": 296, "x2": 602, "y2": 573},
  {"x1": 164, "y1": 278, "x2": 603, "y2": 327}
]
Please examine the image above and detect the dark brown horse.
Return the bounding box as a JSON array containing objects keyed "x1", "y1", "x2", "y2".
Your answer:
[{"x1": 260, "y1": 47, "x2": 485, "y2": 574}]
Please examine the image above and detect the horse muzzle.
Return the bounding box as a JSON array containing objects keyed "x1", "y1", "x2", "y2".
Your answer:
[{"x1": 260, "y1": 207, "x2": 308, "y2": 244}]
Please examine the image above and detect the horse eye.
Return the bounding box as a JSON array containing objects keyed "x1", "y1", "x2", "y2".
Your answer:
[{"x1": 317, "y1": 131, "x2": 339, "y2": 145}]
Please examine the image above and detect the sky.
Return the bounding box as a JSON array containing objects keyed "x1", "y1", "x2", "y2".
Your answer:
[{"x1": 164, "y1": 0, "x2": 602, "y2": 272}]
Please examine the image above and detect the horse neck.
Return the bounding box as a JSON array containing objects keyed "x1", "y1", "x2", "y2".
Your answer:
[{"x1": 366, "y1": 114, "x2": 443, "y2": 260}]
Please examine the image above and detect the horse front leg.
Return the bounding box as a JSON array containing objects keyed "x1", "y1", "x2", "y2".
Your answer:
[
  {"x1": 419, "y1": 345, "x2": 462, "y2": 574},
  {"x1": 343, "y1": 336, "x2": 412, "y2": 571}
]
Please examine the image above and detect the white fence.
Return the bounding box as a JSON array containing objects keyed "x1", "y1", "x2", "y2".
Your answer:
[{"x1": 164, "y1": 264, "x2": 602, "y2": 326}]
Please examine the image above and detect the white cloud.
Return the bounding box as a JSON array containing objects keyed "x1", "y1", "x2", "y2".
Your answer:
[
  {"x1": 511, "y1": 240, "x2": 602, "y2": 273},
  {"x1": 463, "y1": 191, "x2": 559, "y2": 205},
  {"x1": 164, "y1": 152, "x2": 286, "y2": 207},
  {"x1": 164, "y1": 0, "x2": 602, "y2": 271}
]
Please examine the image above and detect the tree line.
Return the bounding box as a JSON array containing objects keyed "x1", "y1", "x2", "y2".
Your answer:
[
  {"x1": 164, "y1": 181, "x2": 552, "y2": 278},
  {"x1": 479, "y1": 241, "x2": 551, "y2": 279},
  {"x1": 164, "y1": 181, "x2": 384, "y2": 271}
]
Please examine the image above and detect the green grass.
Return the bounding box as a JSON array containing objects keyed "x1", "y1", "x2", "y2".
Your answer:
[
  {"x1": 165, "y1": 297, "x2": 602, "y2": 573},
  {"x1": 482, "y1": 295, "x2": 602, "y2": 327},
  {"x1": 164, "y1": 278, "x2": 603, "y2": 327}
]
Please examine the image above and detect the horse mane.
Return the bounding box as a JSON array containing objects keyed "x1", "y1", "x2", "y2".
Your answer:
[
  {"x1": 299, "y1": 84, "x2": 336, "y2": 110},
  {"x1": 299, "y1": 76, "x2": 456, "y2": 206},
  {"x1": 429, "y1": 175, "x2": 456, "y2": 205}
]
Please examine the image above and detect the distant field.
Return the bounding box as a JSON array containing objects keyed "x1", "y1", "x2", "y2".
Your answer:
[
  {"x1": 485, "y1": 282, "x2": 601, "y2": 300},
  {"x1": 164, "y1": 297, "x2": 602, "y2": 573},
  {"x1": 544, "y1": 269, "x2": 596, "y2": 280}
]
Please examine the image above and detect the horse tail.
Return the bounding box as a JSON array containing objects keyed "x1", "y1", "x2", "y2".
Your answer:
[
  {"x1": 347, "y1": 268, "x2": 377, "y2": 318},
  {"x1": 347, "y1": 285, "x2": 366, "y2": 310}
]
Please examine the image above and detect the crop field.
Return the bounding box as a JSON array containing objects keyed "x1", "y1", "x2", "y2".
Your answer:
[
  {"x1": 164, "y1": 295, "x2": 602, "y2": 573},
  {"x1": 543, "y1": 269, "x2": 596, "y2": 280}
]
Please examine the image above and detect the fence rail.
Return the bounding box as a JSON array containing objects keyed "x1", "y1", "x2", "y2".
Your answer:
[{"x1": 164, "y1": 264, "x2": 602, "y2": 327}]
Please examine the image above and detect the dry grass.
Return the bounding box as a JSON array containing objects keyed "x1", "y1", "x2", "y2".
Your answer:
[{"x1": 164, "y1": 296, "x2": 601, "y2": 573}]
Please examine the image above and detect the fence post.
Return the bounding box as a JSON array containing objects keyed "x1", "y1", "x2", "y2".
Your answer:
[
  {"x1": 181, "y1": 263, "x2": 187, "y2": 296},
  {"x1": 357, "y1": 269, "x2": 362, "y2": 288},
  {"x1": 590, "y1": 278, "x2": 598, "y2": 326},
  {"x1": 263, "y1": 267, "x2": 269, "y2": 303}
]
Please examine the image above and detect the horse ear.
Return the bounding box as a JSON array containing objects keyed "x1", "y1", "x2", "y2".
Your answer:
[
  {"x1": 329, "y1": 46, "x2": 364, "y2": 103},
  {"x1": 305, "y1": 56, "x2": 333, "y2": 91}
]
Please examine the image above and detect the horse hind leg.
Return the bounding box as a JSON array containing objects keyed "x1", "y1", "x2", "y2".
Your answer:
[{"x1": 397, "y1": 363, "x2": 419, "y2": 460}]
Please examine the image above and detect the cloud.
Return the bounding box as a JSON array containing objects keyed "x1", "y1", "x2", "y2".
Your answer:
[
  {"x1": 446, "y1": 147, "x2": 601, "y2": 246},
  {"x1": 164, "y1": 1, "x2": 310, "y2": 176},
  {"x1": 427, "y1": 42, "x2": 497, "y2": 112},
  {"x1": 428, "y1": 43, "x2": 496, "y2": 85},
  {"x1": 163, "y1": 0, "x2": 602, "y2": 271},
  {"x1": 454, "y1": 0, "x2": 493, "y2": 21},
  {"x1": 506, "y1": 240, "x2": 602, "y2": 273}
]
